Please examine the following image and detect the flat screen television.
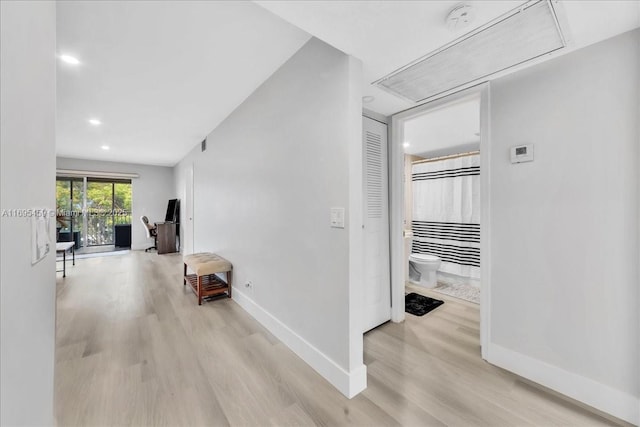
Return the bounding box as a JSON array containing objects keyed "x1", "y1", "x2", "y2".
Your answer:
[{"x1": 165, "y1": 199, "x2": 179, "y2": 223}]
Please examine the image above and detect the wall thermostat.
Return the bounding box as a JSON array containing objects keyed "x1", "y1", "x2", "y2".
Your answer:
[{"x1": 510, "y1": 144, "x2": 534, "y2": 163}]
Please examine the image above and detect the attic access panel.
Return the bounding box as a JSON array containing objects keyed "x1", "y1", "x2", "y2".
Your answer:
[{"x1": 374, "y1": 0, "x2": 566, "y2": 103}]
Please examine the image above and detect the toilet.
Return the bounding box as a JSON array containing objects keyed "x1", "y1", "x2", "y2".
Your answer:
[{"x1": 409, "y1": 253, "x2": 441, "y2": 288}]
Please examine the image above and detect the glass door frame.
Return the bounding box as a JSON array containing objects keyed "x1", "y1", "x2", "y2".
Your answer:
[
  {"x1": 56, "y1": 175, "x2": 132, "y2": 247},
  {"x1": 55, "y1": 176, "x2": 85, "y2": 248},
  {"x1": 85, "y1": 177, "x2": 132, "y2": 246}
]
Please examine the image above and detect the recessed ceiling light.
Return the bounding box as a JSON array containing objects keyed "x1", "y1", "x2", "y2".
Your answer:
[
  {"x1": 403, "y1": 142, "x2": 410, "y2": 148},
  {"x1": 59, "y1": 54, "x2": 81, "y2": 65},
  {"x1": 362, "y1": 95, "x2": 375, "y2": 104},
  {"x1": 101, "y1": 145, "x2": 109, "y2": 150},
  {"x1": 88, "y1": 119, "x2": 102, "y2": 126}
]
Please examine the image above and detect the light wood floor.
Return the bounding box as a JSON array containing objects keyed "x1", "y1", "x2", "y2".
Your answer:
[{"x1": 55, "y1": 252, "x2": 623, "y2": 426}]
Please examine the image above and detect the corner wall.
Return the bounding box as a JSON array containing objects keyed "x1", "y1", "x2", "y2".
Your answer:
[
  {"x1": 56, "y1": 158, "x2": 175, "y2": 250},
  {"x1": 1, "y1": 2, "x2": 57, "y2": 425},
  {"x1": 174, "y1": 38, "x2": 365, "y2": 396},
  {"x1": 488, "y1": 29, "x2": 639, "y2": 424}
]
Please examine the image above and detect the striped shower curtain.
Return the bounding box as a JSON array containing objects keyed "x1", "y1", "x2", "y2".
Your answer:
[{"x1": 412, "y1": 154, "x2": 480, "y2": 280}]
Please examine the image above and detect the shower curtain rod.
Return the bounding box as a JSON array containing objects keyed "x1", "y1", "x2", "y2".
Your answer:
[{"x1": 412, "y1": 150, "x2": 480, "y2": 165}]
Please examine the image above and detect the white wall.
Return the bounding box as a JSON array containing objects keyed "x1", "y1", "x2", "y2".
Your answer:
[
  {"x1": 0, "y1": 2, "x2": 57, "y2": 425},
  {"x1": 174, "y1": 38, "x2": 366, "y2": 397},
  {"x1": 56, "y1": 157, "x2": 175, "y2": 250},
  {"x1": 488, "y1": 29, "x2": 639, "y2": 423}
]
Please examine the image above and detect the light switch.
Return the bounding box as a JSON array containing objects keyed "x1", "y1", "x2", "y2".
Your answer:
[
  {"x1": 330, "y1": 207, "x2": 345, "y2": 228},
  {"x1": 31, "y1": 208, "x2": 51, "y2": 265}
]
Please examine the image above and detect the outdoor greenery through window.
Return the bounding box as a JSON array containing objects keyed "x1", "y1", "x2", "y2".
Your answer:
[{"x1": 56, "y1": 177, "x2": 132, "y2": 247}]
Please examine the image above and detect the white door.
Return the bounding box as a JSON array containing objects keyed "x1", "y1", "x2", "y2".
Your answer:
[
  {"x1": 184, "y1": 164, "x2": 194, "y2": 254},
  {"x1": 363, "y1": 116, "x2": 391, "y2": 332}
]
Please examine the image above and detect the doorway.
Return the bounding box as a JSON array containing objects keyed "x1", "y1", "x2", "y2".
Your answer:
[
  {"x1": 389, "y1": 84, "x2": 490, "y2": 358},
  {"x1": 85, "y1": 178, "x2": 132, "y2": 247},
  {"x1": 55, "y1": 177, "x2": 84, "y2": 249},
  {"x1": 362, "y1": 115, "x2": 391, "y2": 333},
  {"x1": 55, "y1": 177, "x2": 132, "y2": 251},
  {"x1": 183, "y1": 163, "x2": 195, "y2": 254}
]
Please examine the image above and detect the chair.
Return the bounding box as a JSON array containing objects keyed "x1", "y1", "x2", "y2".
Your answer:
[{"x1": 140, "y1": 216, "x2": 157, "y2": 252}]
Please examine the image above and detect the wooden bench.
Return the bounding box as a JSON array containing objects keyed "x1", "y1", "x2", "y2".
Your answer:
[{"x1": 183, "y1": 253, "x2": 232, "y2": 305}]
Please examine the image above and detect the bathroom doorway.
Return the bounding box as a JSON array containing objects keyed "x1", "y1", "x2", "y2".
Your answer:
[
  {"x1": 183, "y1": 163, "x2": 195, "y2": 255},
  {"x1": 389, "y1": 84, "x2": 491, "y2": 358}
]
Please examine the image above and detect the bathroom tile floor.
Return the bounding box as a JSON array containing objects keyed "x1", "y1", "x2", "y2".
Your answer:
[{"x1": 431, "y1": 280, "x2": 480, "y2": 304}]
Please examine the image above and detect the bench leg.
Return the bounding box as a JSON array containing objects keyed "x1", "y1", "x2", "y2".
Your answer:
[
  {"x1": 183, "y1": 263, "x2": 187, "y2": 286},
  {"x1": 227, "y1": 270, "x2": 232, "y2": 299},
  {"x1": 197, "y1": 275, "x2": 202, "y2": 305}
]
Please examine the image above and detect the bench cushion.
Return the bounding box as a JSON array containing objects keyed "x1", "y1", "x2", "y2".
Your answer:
[{"x1": 184, "y1": 252, "x2": 232, "y2": 276}]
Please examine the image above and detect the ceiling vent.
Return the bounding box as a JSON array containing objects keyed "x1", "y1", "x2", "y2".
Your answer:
[{"x1": 374, "y1": 0, "x2": 566, "y2": 103}]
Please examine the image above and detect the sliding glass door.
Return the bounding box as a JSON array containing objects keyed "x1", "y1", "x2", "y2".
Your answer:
[
  {"x1": 56, "y1": 178, "x2": 84, "y2": 248},
  {"x1": 86, "y1": 178, "x2": 132, "y2": 246},
  {"x1": 56, "y1": 177, "x2": 131, "y2": 247}
]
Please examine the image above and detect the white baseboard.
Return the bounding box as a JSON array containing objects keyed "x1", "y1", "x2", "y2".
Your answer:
[
  {"x1": 232, "y1": 289, "x2": 367, "y2": 398},
  {"x1": 488, "y1": 343, "x2": 639, "y2": 425}
]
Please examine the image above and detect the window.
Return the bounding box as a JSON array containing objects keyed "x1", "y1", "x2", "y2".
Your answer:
[{"x1": 56, "y1": 177, "x2": 132, "y2": 246}]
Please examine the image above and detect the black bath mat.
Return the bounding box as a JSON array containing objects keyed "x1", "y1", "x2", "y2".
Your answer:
[{"x1": 405, "y1": 293, "x2": 444, "y2": 316}]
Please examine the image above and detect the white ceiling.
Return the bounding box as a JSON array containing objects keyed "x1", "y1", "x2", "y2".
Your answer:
[
  {"x1": 403, "y1": 95, "x2": 480, "y2": 158},
  {"x1": 257, "y1": 0, "x2": 640, "y2": 116},
  {"x1": 56, "y1": 1, "x2": 640, "y2": 166},
  {"x1": 56, "y1": 1, "x2": 310, "y2": 166}
]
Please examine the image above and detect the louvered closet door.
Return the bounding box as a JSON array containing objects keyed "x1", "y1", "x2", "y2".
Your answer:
[{"x1": 363, "y1": 116, "x2": 391, "y2": 333}]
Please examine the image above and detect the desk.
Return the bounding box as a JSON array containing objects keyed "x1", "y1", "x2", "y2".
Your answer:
[
  {"x1": 56, "y1": 241, "x2": 75, "y2": 277},
  {"x1": 156, "y1": 222, "x2": 177, "y2": 254}
]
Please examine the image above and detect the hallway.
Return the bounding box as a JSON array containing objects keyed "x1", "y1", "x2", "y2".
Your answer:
[{"x1": 55, "y1": 252, "x2": 623, "y2": 426}]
